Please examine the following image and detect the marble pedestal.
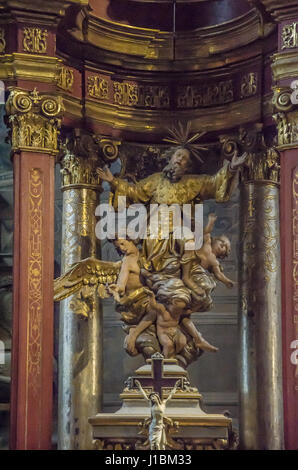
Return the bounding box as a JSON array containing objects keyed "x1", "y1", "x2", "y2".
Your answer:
[{"x1": 89, "y1": 359, "x2": 233, "y2": 450}]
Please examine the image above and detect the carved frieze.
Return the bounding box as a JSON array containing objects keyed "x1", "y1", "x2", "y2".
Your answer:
[
  {"x1": 113, "y1": 82, "x2": 170, "y2": 109},
  {"x1": 177, "y1": 80, "x2": 233, "y2": 108}
]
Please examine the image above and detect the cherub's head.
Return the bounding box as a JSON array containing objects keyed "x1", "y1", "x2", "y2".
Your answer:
[
  {"x1": 211, "y1": 235, "x2": 231, "y2": 259},
  {"x1": 113, "y1": 236, "x2": 138, "y2": 256}
]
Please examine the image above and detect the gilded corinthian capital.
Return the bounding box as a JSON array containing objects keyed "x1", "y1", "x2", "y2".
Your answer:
[
  {"x1": 272, "y1": 86, "x2": 298, "y2": 149},
  {"x1": 220, "y1": 124, "x2": 280, "y2": 184},
  {"x1": 6, "y1": 87, "x2": 64, "y2": 155}
]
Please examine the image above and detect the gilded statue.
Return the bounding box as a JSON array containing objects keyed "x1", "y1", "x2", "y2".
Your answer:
[{"x1": 54, "y1": 122, "x2": 247, "y2": 368}]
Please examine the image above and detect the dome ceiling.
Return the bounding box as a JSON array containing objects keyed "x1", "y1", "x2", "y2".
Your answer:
[{"x1": 89, "y1": 0, "x2": 253, "y2": 31}]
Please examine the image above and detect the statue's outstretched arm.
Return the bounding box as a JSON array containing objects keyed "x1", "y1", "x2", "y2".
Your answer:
[
  {"x1": 135, "y1": 380, "x2": 150, "y2": 402},
  {"x1": 164, "y1": 379, "x2": 180, "y2": 404}
]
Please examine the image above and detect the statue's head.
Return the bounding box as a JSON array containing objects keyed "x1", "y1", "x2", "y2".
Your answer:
[
  {"x1": 149, "y1": 392, "x2": 161, "y2": 405},
  {"x1": 162, "y1": 146, "x2": 193, "y2": 182},
  {"x1": 211, "y1": 235, "x2": 231, "y2": 259},
  {"x1": 113, "y1": 235, "x2": 138, "y2": 256}
]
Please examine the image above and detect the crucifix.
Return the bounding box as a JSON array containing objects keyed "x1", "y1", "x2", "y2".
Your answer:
[{"x1": 130, "y1": 353, "x2": 182, "y2": 399}]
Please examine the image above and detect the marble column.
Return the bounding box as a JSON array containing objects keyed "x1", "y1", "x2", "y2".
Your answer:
[
  {"x1": 6, "y1": 88, "x2": 64, "y2": 449},
  {"x1": 223, "y1": 127, "x2": 284, "y2": 449},
  {"x1": 57, "y1": 132, "x2": 103, "y2": 450},
  {"x1": 239, "y1": 181, "x2": 284, "y2": 449},
  {"x1": 272, "y1": 86, "x2": 298, "y2": 450}
]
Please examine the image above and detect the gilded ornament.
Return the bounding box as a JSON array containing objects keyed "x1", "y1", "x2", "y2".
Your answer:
[
  {"x1": 23, "y1": 27, "x2": 48, "y2": 54},
  {"x1": 272, "y1": 87, "x2": 298, "y2": 148},
  {"x1": 28, "y1": 168, "x2": 43, "y2": 397},
  {"x1": 282, "y1": 22, "x2": 298, "y2": 49},
  {"x1": 241, "y1": 73, "x2": 258, "y2": 99},
  {"x1": 88, "y1": 76, "x2": 109, "y2": 99},
  {"x1": 58, "y1": 67, "x2": 74, "y2": 92},
  {"x1": 177, "y1": 81, "x2": 233, "y2": 109},
  {"x1": 113, "y1": 82, "x2": 170, "y2": 109},
  {"x1": 0, "y1": 28, "x2": 6, "y2": 53}
]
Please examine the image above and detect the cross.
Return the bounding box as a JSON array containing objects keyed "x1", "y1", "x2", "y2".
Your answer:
[{"x1": 132, "y1": 353, "x2": 181, "y2": 400}]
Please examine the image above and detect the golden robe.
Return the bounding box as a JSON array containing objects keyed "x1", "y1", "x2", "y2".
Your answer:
[{"x1": 110, "y1": 164, "x2": 237, "y2": 272}]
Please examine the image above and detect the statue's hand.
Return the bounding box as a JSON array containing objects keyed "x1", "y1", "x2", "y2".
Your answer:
[
  {"x1": 230, "y1": 152, "x2": 248, "y2": 170},
  {"x1": 135, "y1": 380, "x2": 142, "y2": 390},
  {"x1": 124, "y1": 329, "x2": 138, "y2": 356},
  {"x1": 96, "y1": 165, "x2": 114, "y2": 183},
  {"x1": 208, "y1": 213, "x2": 217, "y2": 224},
  {"x1": 225, "y1": 280, "x2": 235, "y2": 289}
]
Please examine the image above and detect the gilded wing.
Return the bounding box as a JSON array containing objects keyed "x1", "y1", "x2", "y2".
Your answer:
[{"x1": 54, "y1": 257, "x2": 121, "y2": 302}]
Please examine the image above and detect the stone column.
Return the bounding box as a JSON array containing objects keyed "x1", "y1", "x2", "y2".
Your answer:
[
  {"x1": 57, "y1": 131, "x2": 103, "y2": 450},
  {"x1": 6, "y1": 88, "x2": 64, "y2": 449},
  {"x1": 239, "y1": 131, "x2": 284, "y2": 450},
  {"x1": 222, "y1": 127, "x2": 284, "y2": 449},
  {"x1": 256, "y1": 0, "x2": 298, "y2": 449},
  {"x1": 272, "y1": 86, "x2": 298, "y2": 450}
]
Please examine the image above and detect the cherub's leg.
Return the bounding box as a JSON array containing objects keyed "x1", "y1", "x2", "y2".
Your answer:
[
  {"x1": 158, "y1": 332, "x2": 175, "y2": 358},
  {"x1": 175, "y1": 330, "x2": 187, "y2": 354}
]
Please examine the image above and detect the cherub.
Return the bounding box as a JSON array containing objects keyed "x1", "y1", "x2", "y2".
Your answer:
[
  {"x1": 182, "y1": 213, "x2": 235, "y2": 295},
  {"x1": 108, "y1": 236, "x2": 144, "y2": 302},
  {"x1": 125, "y1": 278, "x2": 218, "y2": 357}
]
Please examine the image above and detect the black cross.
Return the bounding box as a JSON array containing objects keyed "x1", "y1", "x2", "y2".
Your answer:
[{"x1": 132, "y1": 353, "x2": 181, "y2": 400}]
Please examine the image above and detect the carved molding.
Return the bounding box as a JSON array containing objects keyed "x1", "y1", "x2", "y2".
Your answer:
[
  {"x1": 256, "y1": 1, "x2": 298, "y2": 21},
  {"x1": 6, "y1": 87, "x2": 64, "y2": 155}
]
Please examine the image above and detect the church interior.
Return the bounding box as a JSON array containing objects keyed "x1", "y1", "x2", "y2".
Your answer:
[{"x1": 0, "y1": 0, "x2": 297, "y2": 451}]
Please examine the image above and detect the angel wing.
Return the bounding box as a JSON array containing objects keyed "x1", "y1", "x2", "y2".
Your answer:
[{"x1": 54, "y1": 257, "x2": 121, "y2": 302}]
